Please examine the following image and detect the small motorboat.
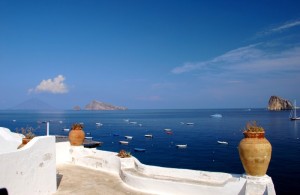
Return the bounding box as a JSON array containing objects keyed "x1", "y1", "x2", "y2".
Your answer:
[
  {"x1": 124, "y1": 136, "x2": 133, "y2": 140},
  {"x1": 176, "y1": 144, "x2": 187, "y2": 148},
  {"x1": 217, "y1": 141, "x2": 228, "y2": 145},
  {"x1": 145, "y1": 134, "x2": 153, "y2": 138},
  {"x1": 164, "y1": 128, "x2": 172, "y2": 131},
  {"x1": 63, "y1": 128, "x2": 70, "y2": 132},
  {"x1": 96, "y1": 122, "x2": 103, "y2": 126},
  {"x1": 85, "y1": 136, "x2": 93, "y2": 140},
  {"x1": 134, "y1": 148, "x2": 146, "y2": 152},
  {"x1": 211, "y1": 114, "x2": 223, "y2": 118},
  {"x1": 119, "y1": 141, "x2": 129, "y2": 145},
  {"x1": 166, "y1": 131, "x2": 173, "y2": 135},
  {"x1": 186, "y1": 123, "x2": 194, "y2": 126}
]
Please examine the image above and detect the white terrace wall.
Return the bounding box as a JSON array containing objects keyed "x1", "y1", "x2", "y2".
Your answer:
[{"x1": 0, "y1": 136, "x2": 57, "y2": 195}]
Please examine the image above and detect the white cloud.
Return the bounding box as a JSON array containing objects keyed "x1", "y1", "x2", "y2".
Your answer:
[
  {"x1": 270, "y1": 20, "x2": 300, "y2": 32},
  {"x1": 256, "y1": 19, "x2": 300, "y2": 37},
  {"x1": 171, "y1": 44, "x2": 300, "y2": 80},
  {"x1": 29, "y1": 75, "x2": 69, "y2": 94}
]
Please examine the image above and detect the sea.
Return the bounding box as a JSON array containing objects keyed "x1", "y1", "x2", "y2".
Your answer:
[{"x1": 0, "y1": 109, "x2": 299, "y2": 194}]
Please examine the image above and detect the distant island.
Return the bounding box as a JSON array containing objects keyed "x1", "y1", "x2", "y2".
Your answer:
[
  {"x1": 267, "y1": 95, "x2": 292, "y2": 111},
  {"x1": 73, "y1": 100, "x2": 127, "y2": 111},
  {"x1": 11, "y1": 98, "x2": 55, "y2": 110}
]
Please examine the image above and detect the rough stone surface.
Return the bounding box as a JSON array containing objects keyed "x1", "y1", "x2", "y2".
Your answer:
[
  {"x1": 54, "y1": 164, "x2": 151, "y2": 195},
  {"x1": 267, "y1": 96, "x2": 292, "y2": 111}
]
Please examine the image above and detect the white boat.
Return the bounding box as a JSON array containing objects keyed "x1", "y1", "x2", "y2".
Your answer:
[
  {"x1": 145, "y1": 134, "x2": 153, "y2": 138},
  {"x1": 124, "y1": 136, "x2": 133, "y2": 140},
  {"x1": 164, "y1": 128, "x2": 172, "y2": 132},
  {"x1": 119, "y1": 141, "x2": 129, "y2": 145},
  {"x1": 63, "y1": 128, "x2": 70, "y2": 132},
  {"x1": 186, "y1": 123, "x2": 194, "y2": 126},
  {"x1": 96, "y1": 122, "x2": 103, "y2": 126},
  {"x1": 217, "y1": 141, "x2": 228, "y2": 145},
  {"x1": 211, "y1": 114, "x2": 222, "y2": 118},
  {"x1": 290, "y1": 100, "x2": 300, "y2": 120},
  {"x1": 176, "y1": 144, "x2": 187, "y2": 148},
  {"x1": 85, "y1": 137, "x2": 93, "y2": 140}
]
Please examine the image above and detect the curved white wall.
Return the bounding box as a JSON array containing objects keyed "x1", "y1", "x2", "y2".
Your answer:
[{"x1": 0, "y1": 136, "x2": 56, "y2": 195}]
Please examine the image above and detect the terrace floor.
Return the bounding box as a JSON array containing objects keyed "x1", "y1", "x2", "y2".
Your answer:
[{"x1": 54, "y1": 164, "x2": 152, "y2": 195}]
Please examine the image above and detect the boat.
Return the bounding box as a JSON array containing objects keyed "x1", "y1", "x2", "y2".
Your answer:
[
  {"x1": 124, "y1": 136, "x2": 133, "y2": 140},
  {"x1": 211, "y1": 114, "x2": 222, "y2": 118},
  {"x1": 186, "y1": 123, "x2": 194, "y2": 125},
  {"x1": 290, "y1": 100, "x2": 300, "y2": 120},
  {"x1": 176, "y1": 144, "x2": 187, "y2": 148},
  {"x1": 166, "y1": 131, "x2": 173, "y2": 135},
  {"x1": 164, "y1": 128, "x2": 172, "y2": 132},
  {"x1": 63, "y1": 128, "x2": 70, "y2": 132},
  {"x1": 145, "y1": 134, "x2": 153, "y2": 138},
  {"x1": 96, "y1": 122, "x2": 103, "y2": 126},
  {"x1": 119, "y1": 141, "x2": 129, "y2": 145},
  {"x1": 85, "y1": 136, "x2": 93, "y2": 140},
  {"x1": 134, "y1": 148, "x2": 146, "y2": 152},
  {"x1": 217, "y1": 141, "x2": 228, "y2": 145}
]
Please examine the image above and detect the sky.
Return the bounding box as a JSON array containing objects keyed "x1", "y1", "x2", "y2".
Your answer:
[{"x1": 1, "y1": 0, "x2": 300, "y2": 109}]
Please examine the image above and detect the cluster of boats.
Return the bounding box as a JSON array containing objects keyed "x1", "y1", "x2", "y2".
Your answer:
[{"x1": 116, "y1": 128, "x2": 189, "y2": 151}]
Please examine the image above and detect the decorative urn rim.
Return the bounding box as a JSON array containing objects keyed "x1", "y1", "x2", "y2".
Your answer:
[{"x1": 243, "y1": 131, "x2": 265, "y2": 138}]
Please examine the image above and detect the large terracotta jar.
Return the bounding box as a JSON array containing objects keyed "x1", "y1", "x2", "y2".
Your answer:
[
  {"x1": 69, "y1": 123, "x2": 85, "y2": 146},
  {"x1": 238, "y1": 130, "x2": 272, "y2": 176}
]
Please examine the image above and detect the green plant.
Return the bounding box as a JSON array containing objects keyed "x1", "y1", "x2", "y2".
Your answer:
[
  {"x1": 117, "y1": 150, "x2": 131, "y2": 158},
  {"x1": 71, "y1": 123, "x2": 83, "y2": 130},
  {"x1": 244, "y1": 121, "x2": 264, "y2": 133}
]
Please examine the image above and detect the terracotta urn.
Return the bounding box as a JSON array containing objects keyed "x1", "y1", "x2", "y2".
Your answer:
[
  {"x1": 69, "y1": 124, "x2": 85, "y2": 146},
  {"x1": 238, "y1": 130, "x2": 272, "y2": 176}
]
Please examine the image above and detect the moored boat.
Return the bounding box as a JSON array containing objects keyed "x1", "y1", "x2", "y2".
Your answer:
[
  {"x1": 290, "y1": 100, "x2": 300, "y2": 120},
  {"x1": 186, "y1": 123, "x2": 194, "y2": 126},
  {"x1": 211, "y1": 114, "x2": 223, "y2": 118},
  {"x1": 134, "y1": 148, "x2": 146, "y2": 152},
  {"x1": 124, "y1": 136, "x2": 133, "y2": 140},
  {"x1": 145, "y1": 134, "x2": 153, "y2": 138},
  {"x1": 217, "y1": 141, "x2": 228, "y2": 145},
  {"x1": 119, "y1": 141, "x2": 129, "y2": 145},
  {"x1": 176, "y1": 144, "x2": 187, "y2": 148}
]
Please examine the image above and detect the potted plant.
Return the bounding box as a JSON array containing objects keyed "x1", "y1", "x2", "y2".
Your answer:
[
  {"x1": 238, "y1": 121, "x2": 272, "y2": 176},
  {"x1": 17, "y1": 127, "x2": 35, "y2": 149},
  {"x1": 117, "y1": 150, "x2": 131, "y2": 158},
  {"x1": 68, "y1": 123, "x2": 85, "y2": 146}
]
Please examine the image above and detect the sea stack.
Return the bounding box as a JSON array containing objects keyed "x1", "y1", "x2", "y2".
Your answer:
[{"x1": 267, "y1": 96, "x2": 292, "y2": 111}]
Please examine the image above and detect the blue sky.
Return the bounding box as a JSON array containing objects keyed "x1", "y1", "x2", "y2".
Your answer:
[{"x1": 1, "y1": 0, "x2": 300, "y2": 109}]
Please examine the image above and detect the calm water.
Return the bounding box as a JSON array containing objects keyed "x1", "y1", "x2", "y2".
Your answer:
[{"x1": 1, "y1": 109, "x2": 299, "y2": 194}]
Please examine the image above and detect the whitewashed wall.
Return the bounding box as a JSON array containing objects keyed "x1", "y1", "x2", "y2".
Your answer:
[{"x1": 0, "y1": 135, "x2": 57, "y2": 195}]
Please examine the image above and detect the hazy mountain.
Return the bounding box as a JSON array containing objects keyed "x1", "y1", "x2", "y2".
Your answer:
[{"x1": 12, "y1": 98, "x2": 55, "y2": 110}]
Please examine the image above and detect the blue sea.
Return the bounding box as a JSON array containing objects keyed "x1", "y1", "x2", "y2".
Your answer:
[{"x1": 1, "y1": 109, "x2": 299, "y2": 194}]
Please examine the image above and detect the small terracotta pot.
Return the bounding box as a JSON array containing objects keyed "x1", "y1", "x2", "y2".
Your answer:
[
  {"x1": 18, "y1": 138, "x2": 32, "y2": 149},
  {"x1": 69, "y1": 129, "x2": 85, "y2": 146}
]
